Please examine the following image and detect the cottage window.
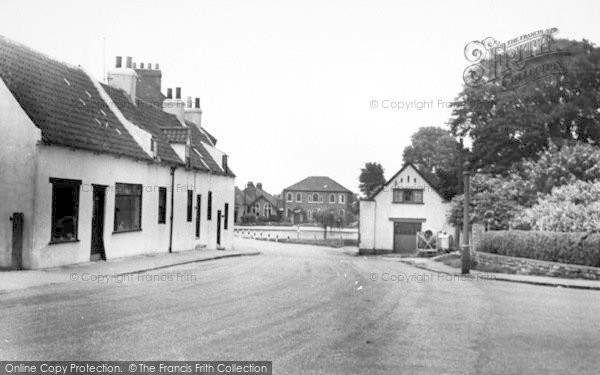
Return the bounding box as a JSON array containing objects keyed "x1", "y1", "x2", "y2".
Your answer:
[
  {"x1": 207, "y1": 191, "x2": 212, "y2": 220},
  {"x1": 114, "y1": 183, "x2": 142, "y2": 232},
  {"x1": 339, "y1": 194, "x2": 345, "y2": 204},
  {"x1": 286, "y1": 193, "x2": 293, "y2": 202},
  {"x1": 50, "y1": 178, "x2": 81, "y2": 242},
  {"x1": 263, "y1": 203, "x2": 272, "y2": 217},
  {"x1": 253, "y1": 202, "x2": 260, "y2": 215},
  {"x1": 158, "y1": 187, "x2": 167, "y2": 224},
  {"x1": 187, "y1": 190, "x2": 193, "y2": 222},
  {"x1": 393, "y1": 189, "x2": 424, "y2": 204}
]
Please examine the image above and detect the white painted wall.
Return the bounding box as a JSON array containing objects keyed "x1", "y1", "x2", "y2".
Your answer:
[
  {"x1": 0, "y1": 78, "x2": 41, "y2": 268},
  {"x1": 359, "y1": 165, "x2": 454, "y2": 252}
]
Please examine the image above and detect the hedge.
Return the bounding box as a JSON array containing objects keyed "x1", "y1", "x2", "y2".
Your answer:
[{"x1": 476, "y1": 230, "x2": 600, "y2": 267}]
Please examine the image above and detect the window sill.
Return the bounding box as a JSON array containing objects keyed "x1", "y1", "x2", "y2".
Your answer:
[
  {"x1": 113, "y1": 228, "x2": 143, "y2": 234},
  {"x1": 392, "y1": 202, "x2": 424, "y2": 205},
  {"x1": 49, "y1": 238, "x2": 80, "y2": 245}
]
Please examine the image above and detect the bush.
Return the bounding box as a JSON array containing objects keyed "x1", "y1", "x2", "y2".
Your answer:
[{"x1": 477, "y1": 230, "x2": 600, "y2": 267}]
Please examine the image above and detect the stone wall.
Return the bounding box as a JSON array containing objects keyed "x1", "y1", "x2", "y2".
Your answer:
[{"x1": 474, "y1": 252, "x2": 600, "y2": 280}]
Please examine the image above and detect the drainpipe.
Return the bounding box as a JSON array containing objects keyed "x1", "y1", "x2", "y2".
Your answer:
[{"x1": 169, "y1": 166, "x2": 176, "y2": 253}]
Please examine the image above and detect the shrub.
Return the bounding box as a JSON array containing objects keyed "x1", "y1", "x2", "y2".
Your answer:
[{"x1": 477, "y1": 230, "x2": 600, "y2": 267}]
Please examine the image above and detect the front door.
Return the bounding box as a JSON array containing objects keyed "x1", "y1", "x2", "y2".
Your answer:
[
  {"x1": 91, "y1": 185, "x2": 106, "y2": 261},
  {"x1": 216, "y1": 210, "x2": 222, "y2": 246},
  {"x1": 393, "y1": 222, "x2": 422, "y2": 253},
  {"x1": 11, "y1": 212, "x2": 24, "y2": 270}
]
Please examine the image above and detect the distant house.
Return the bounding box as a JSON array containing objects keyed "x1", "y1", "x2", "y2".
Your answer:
[
  {"x1": 0, "y1": 36, "x2": 235, "y2": 269},
  {"x1": 282, "y1": 176, "x2": 353, "y2": 225},
  {"x1": 359, "y1": 164, "x2": 454, "y2": 254},
  {"x1": 235, "y1": 182, "x2": 280, "y2": 223}
]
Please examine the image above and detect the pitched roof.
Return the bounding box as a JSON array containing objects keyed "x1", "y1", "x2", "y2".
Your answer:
[
  {"x1": 101, "y1": 84, "x2": 182, "y2": 164},
  {"x1": 235, "y1": 185, "x2": 278, "y2": 207},
  {"x1": 0, "y1": 35, "x2": 151, "y2": 161},
  {"x1": 367, "y1": 163, "x2": 448, "y2": 201},
  {"x1": 284, "y1": 176, "x2": 352, "y2": 193}
]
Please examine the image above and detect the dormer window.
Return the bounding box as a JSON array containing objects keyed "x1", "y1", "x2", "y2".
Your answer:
[{"x1": 151, "y1": 138, "x2": 159, "y2": 159}]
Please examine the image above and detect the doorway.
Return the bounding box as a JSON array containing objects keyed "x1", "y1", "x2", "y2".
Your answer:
[
  {"x1": 393, "y1": 221, "x2": 422, "y2": 253},
  {"x1": 216, "y1": 210, "x2": 222, "y2": 246},
  {"x1": 91, "y1": 185, "x2": 106, "y2": 261},
  {"x1": 195, "y1": 194, "x2": 201, "y2": 238}
]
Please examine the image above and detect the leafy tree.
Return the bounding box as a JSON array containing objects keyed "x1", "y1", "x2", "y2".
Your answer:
[
  {"x1": 402, "y1": 126, "x2": 462, "y2": 200},
  {"x1": 450, "y1": 39, "x2": 600, "y2": 174},
  {"x1": 448, "y1": 142, "x2": 600, "y2": 228},
  {"x1": 359, "y1": 162, "x2": 385, "y2": 198},
  {"x1": 512, "y1": 181, "x2": 600, "y2": 232}
]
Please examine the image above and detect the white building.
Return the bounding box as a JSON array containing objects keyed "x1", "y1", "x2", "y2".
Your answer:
[
  {"x1": 359, "y1": 163, "x2": 454, "y2": 254},
  {"x1": 0, "y1": 36, "x2": 235, "y2": 269}
]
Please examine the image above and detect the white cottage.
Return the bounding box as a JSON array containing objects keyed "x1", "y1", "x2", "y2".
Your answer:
[
  {"x1": 359, "y1": 163, "x2": 454, "y2": 254},
  {"x1": 0, "y1": 36, "x2": 235, "y2": 269}
]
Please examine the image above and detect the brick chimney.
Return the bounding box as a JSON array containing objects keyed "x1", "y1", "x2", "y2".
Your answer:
[
  {"x1": 184, "y1": 97, "x2": 202, "y2": 130},
  {"x1": 257, "y1": 182, "x2": 263, "y2": 190},
  {"x1": 134, "y1": 61, "x2": 162, "y2": 106},
  {"x1": 162, "y1": 87, "x2": 185, "y2": 124},
  {"x1": 107, "y1": 56, "x2": 138, "y2": 103}
]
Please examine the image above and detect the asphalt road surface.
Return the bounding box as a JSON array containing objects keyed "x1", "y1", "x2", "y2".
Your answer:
[{"x1": 1, "y1": 238, "x2": 599, "y2": 374}]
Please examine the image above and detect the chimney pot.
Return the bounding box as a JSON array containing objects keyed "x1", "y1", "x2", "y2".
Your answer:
[
  {"x1": 222, "y1": 155, "x2": 228, "y2": 173},
  {"x1": 126, "y1": 56, "x2": 132, "y2": 68},
  {"x1": 166, "y1": 88, "x2": 173, "y2": 99},
  {"x1": 195, "y1": 98, "x2": 200, "y2": 109},
  {"x1": 175, "y1": 87, "x2": 181, "y2": 100},
  {"x1": 115, "y1": 56, "x2": 122, "y2": 68},
  {"x1": 132, "y1": 62, "x2": 137, "y2": 69},
  {"x1": 140, "y1": 62, "x2": 145, "y2": 69},
  {"x1": 187, "y1": 96, "x2": 192, "y2": 108},
  {"x1": 155, "y1": 63, "x2": 160, "y2": 69},
  {"x1": 147, "y1": 63, "x2": 152, "y2": 69}
]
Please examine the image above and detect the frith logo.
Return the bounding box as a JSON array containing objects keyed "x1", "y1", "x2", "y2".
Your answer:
[{"x1": 463, "y1": 27, "x2": 570, "y2": 90}]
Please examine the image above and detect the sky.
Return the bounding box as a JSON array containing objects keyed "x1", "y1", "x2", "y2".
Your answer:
[{"x1": 1, "y1": 0, "x2": 599, "y2": 194}]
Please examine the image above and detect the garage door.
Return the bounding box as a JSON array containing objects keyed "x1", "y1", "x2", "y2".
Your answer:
[{"x1": 393, "y1": 222, "x2": 422, "y2": 253}]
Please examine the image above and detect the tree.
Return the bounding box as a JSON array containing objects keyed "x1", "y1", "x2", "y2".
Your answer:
[
  {"x1": 512, "y1": 181, "x2": 600, "y2": 232},
  {"x1": 402, "y1": 126, "x2": 462, "y2": 200},
  {"x1": 450, "y1": 39, "x2": 600, "y2": 174},
  {"x1": 448, "y1": 142, "x2": 600, "y2": 228},
  {"x1": 359, "y1": 162, "x2": 385, "y2": 198}
]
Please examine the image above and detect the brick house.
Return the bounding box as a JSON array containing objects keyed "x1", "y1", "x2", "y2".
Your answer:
[
  {"x1": 234, "y1": 182, "x2": 280, "y2": 223},
  {"x1": 282, "y1": 177, "x2": 353, "y2": 225},
  {"x1": 0, "y1": 35, "x2": 235, "y2": 269}
]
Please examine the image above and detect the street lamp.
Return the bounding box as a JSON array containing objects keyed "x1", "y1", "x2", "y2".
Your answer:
[{"x1": 462, "y1": 163, "x2": 472, "y2": 274}]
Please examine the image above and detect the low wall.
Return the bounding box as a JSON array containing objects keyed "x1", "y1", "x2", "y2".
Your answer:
[
  {"x1": 234, "y1": 226, "x2": 358, "y2": 241},
  {"x1": 475, "y1": 252, "x2": 600, "y2": 280}
]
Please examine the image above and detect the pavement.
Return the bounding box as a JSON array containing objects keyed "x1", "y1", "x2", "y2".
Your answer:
[
  {"x1": 1, "y1": 237, "x2": 599, "y2": 374},
  {"x1": 0, "y1": 247, "x2": 260, "y2": 294},
  {"x1": 399, "y1": 255, "x2": 600, "y2": 291}
]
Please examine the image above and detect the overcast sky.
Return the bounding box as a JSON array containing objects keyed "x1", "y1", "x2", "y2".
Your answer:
[{"x1": 1, "y1": 0, "x2": 599, "y2": 194}]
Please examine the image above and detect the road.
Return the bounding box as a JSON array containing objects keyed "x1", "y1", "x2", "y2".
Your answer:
[{"x1": 1, "y1": 238, "x2": 600, "y2": 374}]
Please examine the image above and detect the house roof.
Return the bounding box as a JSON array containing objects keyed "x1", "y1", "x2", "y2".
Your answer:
[
  {"x1": 284, "y1": 176, "x2": 352, "y2": 193},
  {"x1": 367, "y1": 163, "x2": 448, "y2": 201},
  {"x1": 0, "y1": 35, "x2": 151, "y2": 161},
  {"x1": 236, "y1": 185, "x2": 278, "y2": 207},
  {"x1": 161, "y1": 127, "x2": 190, "y2": 144}
]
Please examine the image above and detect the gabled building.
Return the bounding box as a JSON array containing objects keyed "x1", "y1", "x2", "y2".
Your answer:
[
  {"x1": 359, "y1": 163, "x2": 454, "y2": 254},
  {"x1": 235, "y1": 182, "x2": 279, "y2": 223},
  {"x1": 0, "y1": 35, "x2": 235, "y2": 269},
  {"x1": 282, "y1": 176, "x2": 353, "y2": 225}
]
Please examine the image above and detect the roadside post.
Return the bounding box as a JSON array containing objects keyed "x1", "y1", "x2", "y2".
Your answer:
[{"x1": 462, "y1": 168, "x2": 471, "y2": 274}]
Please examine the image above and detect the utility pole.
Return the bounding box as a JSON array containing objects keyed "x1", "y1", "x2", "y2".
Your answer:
[{"x1": 462, "y1": 165, "x2": 471, "y2": 274}]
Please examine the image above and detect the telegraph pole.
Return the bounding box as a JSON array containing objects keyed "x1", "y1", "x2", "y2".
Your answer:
[{"x1": 462, "y1": 165, "x2": 471, "y2": 274}]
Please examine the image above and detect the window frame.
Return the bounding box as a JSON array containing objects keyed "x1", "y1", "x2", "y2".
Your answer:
[
  {"x1": 207, "y1": 191, "x2": 212, "y2": 220},
  {"x1": 224, "y1": 203, "x2": 229, "y2": 230},
  {"x1": 392, "y1": 188, "x2": 424, "y2": 204},
  {"x1": 158, "y1": 187, "x2": 167, "y2": 224},
  {"x1": 339, "y1": 194, "x2": 345, "y2": 204},
  {"x1": 49, "y1": 178, "x2": 81, "y2": 244},
  {"x1": 187, "y1": 189, "x2": 193, "y2": 222},
  {"x1": 329, "y1": 194, "x2": 335, "y2": 203},
  {"x1": 113, "y1": 183, "x2": 143, "y2": 233},
  {"x1": 296, "y1": 193, "x2": 302, "y2": 202}
]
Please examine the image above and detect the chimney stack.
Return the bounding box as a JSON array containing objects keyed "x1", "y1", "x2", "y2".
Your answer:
[
  {"x1": 222, "y1": 155, "x2": 228, "y2": 173},
  {"x1": 140, "y1": 62, "x2": 145, "y2": 69},
  {"x1": 162, "y1": 87, "x2": 186, "y2": 123},
  {"x1": 107, "y1": 55, "x2": 138, "y2": 103},
  {"x1": 184, "y1": 96, "x2": 203, "y2": 130},
  {"x1": 132, "y1": 62, "x2": 137, "y2": 69},
  {"x1": 257, "y1": 182, "x2": 262, "y2": 190}
]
